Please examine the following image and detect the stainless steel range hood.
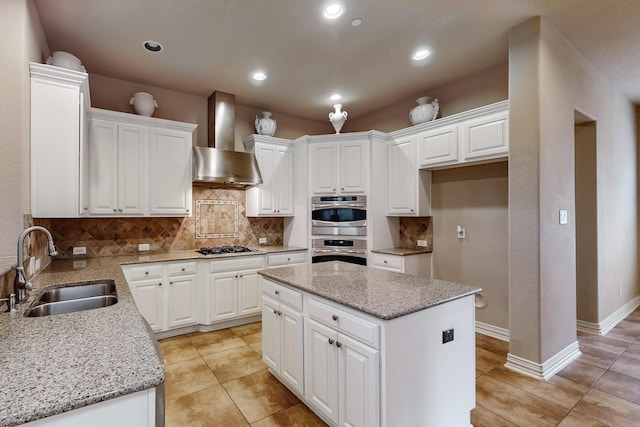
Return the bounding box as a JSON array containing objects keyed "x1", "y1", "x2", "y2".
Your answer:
[{"x1": 193, "y1": 91, "x2": 262, "y2": 187}]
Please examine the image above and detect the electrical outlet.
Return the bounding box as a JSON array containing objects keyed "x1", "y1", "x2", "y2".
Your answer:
[
  {"x1": 559, "y1": 210, "x2": 568, "y2": 225},
  {"x1": 259, "y1": 237, "x2": 267, "y2": 244},
  {"x1": 442, "y1": 328, "x2": 455, "y2": 344},
  {"x1": 457, "y1": 225, "x2": 466, "y2": 239},
  {"x1": 417, "y1": 240, "x2": 427, "y2": 247},
  {"x1": 35, "y1": 258, "x2": 41, "y2": 272},
  {"x1": 138, "y1": 243, "x2": 150, "y2": 251},
  {"x1": 618, "y1": 285, "x2": 622, "y2": 297},
  {"x1": 73, "y1": 246, "x2": 87, "y2": 255},
  {"x1": 28, "y1": 257, "x2": 35, "y2": 275}
]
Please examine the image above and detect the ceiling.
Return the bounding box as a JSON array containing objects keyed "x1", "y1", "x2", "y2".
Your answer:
[{"x1": 33, "y1": 0, "x2": 640, "y2": 121}]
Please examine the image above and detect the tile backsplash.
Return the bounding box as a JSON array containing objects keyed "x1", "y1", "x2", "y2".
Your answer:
[
  {"x1": 399, "y1": 217, "x2": 433, "y2": 250},
  {"x1": 35, "y1": 186, "x2": 284, "y2": 258}
]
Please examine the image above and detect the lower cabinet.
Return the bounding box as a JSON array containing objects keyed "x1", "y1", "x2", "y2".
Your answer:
[
  {"x1": 123, "y1": 261, "x2": 198, "y2": 333},
  {"x1": 305, "y1": 318, "x2": 379, "y2": 427},
  {"x1": 266, "y1": 251, "x2": 307, "y2": 269},
  {"x1": 370, "y1": 252, "x2": 432, "y2": 277}
]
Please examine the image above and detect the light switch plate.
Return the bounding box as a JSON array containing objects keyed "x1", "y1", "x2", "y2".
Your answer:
[{"x1": 559, "y1": 210, "x2": 568, "y2": 225}]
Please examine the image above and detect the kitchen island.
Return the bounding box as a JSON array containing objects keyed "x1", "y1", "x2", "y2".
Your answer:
[{"x1": 259, "y1": 261, "x2": 481, "y2": 427}]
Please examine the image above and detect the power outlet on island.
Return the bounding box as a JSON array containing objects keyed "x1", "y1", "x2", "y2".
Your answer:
[{"x1": 442, "y1": 328, "x2": 454, "y2": 344}]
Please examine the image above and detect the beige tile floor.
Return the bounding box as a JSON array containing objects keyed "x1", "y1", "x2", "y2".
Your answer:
[{"x1": 159, "y1": 307, "x2": 640, "y2": 426}]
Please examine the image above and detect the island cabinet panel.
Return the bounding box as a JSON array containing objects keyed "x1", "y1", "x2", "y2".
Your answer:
[{"x1": 305, "y1": 318, "x2": 340, "y2": 424}]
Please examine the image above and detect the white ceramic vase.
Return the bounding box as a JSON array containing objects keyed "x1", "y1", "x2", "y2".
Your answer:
[
  {"x1": 409, "y1": 96, "x2": 439, "y2": 125},
  {"x1": 329, "y1": 104, "x2": 348, "y2": 134},
  {"x1": 255, "y1": 111, "x2": 277, "y2": 136},
  {"x1": 129, "y1": 92, "x2": 158, "y2": 117}
]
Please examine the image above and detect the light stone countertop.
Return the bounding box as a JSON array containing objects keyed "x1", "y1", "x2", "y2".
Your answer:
[
  {"x1": 371, "y1": 247, "x2": 432, "y2": 256},
  {"x1": 0, "y1": 246, "x2": 306, "y2": 427},
  {"x1": 258, "y1": 261, "x2": 481, "y2": 320}
]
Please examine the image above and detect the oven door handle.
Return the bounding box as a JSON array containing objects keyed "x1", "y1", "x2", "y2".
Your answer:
[
  {"x1": 312, "y1": 203, "x2": 366, "y2": 210},
  {"x1": 313, "y1": 249, "x2": 367, "y2": 255}
]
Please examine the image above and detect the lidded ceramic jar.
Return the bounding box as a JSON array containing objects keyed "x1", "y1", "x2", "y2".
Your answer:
[
  {"x1": 409, "y1": 97, "x2": 439, "y2": 125},
  {"x1": 129, "y1": 92, "x2": 158, "y2": 117},
  {"x1": 255, "y1": 111, "x2": 277, "y2": 136}
]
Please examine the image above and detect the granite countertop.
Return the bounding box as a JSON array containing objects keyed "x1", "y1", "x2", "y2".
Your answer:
[
  {"x1": 259, "y1": 261, "x2": 481, "y2": 320},
  {"x1": 0, "y1": 246, "x2": 306, "y2": 426},
  {"x1": 371, "y1": 247, "x2": 432, "y2": 256}
]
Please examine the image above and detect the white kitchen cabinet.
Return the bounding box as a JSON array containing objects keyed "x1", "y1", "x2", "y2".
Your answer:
[
  {"x1": 90, "y1": 108, "x2": 196, "y2": 217},
  {"x1": 30, "y1": 63, "x2": 90, "y2": 218},
  {"x1": 415, "y1": 101, "x2": 509, "y2": 169},
  {"x1": 89, "y1": 119, "x2": 146, "y2": 215},
  {"x1": 262, "y1": 283, "x2": 304, "y2": 395},
  {"x1": 123, "y1": 261, "x2": 198, "y2": 332},
  {"x1": 370, "y1": 252, "x2": 432, "y2": 277},
  {"x1": 266, "y1": 251, "x2": 307, "y2": 268},
  {"x1": 243, "y1": 136, "x2": 294, "y2": 217},
  {"x1": 309, "y1": 138, "x2": 369, "y2": 195},
  {"x1": 205, "y1": 256, "x2": 265, "y2": 324},
  {"x1": 305, "y1": 317, "x2": 379, "y2": 427},
  {"x1": 386, "y1": 136, "x2": 431, "y2": 216},
  {"x1": 148, "y1": 127, "x2": 193, "y2": 216}
]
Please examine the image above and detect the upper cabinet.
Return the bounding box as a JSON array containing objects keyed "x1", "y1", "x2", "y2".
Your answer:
[
  {"x1": 386, "y1": 137, "x2": 431, "y2": 216},
  {"x1": 309, "y1": 136, "x2": 369, "y2": 195},
  {"x1": 416, "y1": 101, "x2": 509, "y2": 169},
  {"x1": 30, "y1": 63, "x2": 91, "y2": 218},
  {"x1": 243, "y1": 135, "x2": 294, "y2": 217},
  {"x1": 89, "y1": 108, "x2": 196, "y2": 217}
]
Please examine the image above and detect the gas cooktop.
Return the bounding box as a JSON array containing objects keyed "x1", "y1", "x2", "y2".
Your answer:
[{"x1": 196, "y1": 246, "x2": 256, "y2": 255}]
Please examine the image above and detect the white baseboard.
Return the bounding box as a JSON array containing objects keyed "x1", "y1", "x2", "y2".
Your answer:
[
  {"x1": 475, "y1": 321, "x2": 509, "y2": 342},
  {"x1": 505, "y1": 340, "x2": 581, "y2": 380},
  {"x1": 577, "y1": 296, "x2": 640, "y2": 336}
]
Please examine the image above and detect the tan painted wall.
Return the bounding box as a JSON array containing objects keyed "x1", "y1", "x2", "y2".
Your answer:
[
  {"x1": 347, "y1": 63, "x2": 509, "y2": 133},
  {"x1": 0, "y1": 0, "x2": 48, "y2": 258},
  {"x1": 509, "y1": 17, "x2": 638, "y2": 364},
  {"x1": 431, "y1": 162, "x2": 509, "y2": 329},
  {"x1": 88, "y1": 74, "x2": 328, "y2": 150}
]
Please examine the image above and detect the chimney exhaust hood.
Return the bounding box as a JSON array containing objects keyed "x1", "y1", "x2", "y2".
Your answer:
[{"x1": 192, "y1": 91, "x2": 263, "y2": 187}]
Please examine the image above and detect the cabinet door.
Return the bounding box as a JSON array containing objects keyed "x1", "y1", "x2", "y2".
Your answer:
[
  {"x1": 148, "y1": 128, "x2": 192, "y2": 216},
  {"x1": 417, "y1": 124, "x2": 459, "y2": 168},
  {"x1": 255, "y1": 144, "x2": 277, "y2": 214},
  {"x1": 130, "y1": 280, "x2": 164, "y2": 332},
  {"x1": 280, "y1": 303, "x2": 304, "y2": 395},
  {"x1": 338, "y1": 334, "x2": 380, "y2": 427},
  {"x1": 387, "y1": 138, "x2": 416, "y2": 215},
  {"x1": 261, "y1": 295, "x2": 281, "y2": 372},
  {"x1": 117, "y1": 125, "x2": 146, "y2": 215},
  {"x1": 89, "y1": 120, "x2": 119, "y2": 215},
  {"x1": 310, "y1": 144, "x2": 338, "y2": 195},
  {"x1": 460, "y1": 110, "x2": 508, "y2": 161},
  {"x1": 340, "y1": 141, "x2": 367, "y2": 194},
  {"x1": 209, "y1": 272, "x2": 238, "y2": 322},
  {"x1": 305, "y1": 318, "x2": 339, "y2": 424},
  {"x1": 167, "y1": 275, "x2": 198, "y2": 329},
  {"x1": 237, "y1": 270, "x2": 261, "y2": 316},
  {"x1": 275, "y1": 147, "x2": 294, "y2": 215}
]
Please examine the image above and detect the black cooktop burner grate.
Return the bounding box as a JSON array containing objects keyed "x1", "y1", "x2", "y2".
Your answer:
[{"x1": 197, "y1": 246, "x2": 254, "y2": 255}]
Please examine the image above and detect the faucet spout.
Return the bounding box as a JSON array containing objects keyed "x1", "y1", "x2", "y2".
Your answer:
[{"x1": 14, "y1": 226, "x2": 57, "y2": 305}]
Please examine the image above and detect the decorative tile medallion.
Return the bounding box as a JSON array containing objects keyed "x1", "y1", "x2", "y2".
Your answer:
[{"x1": 196, "y1": 200, "x2": 239, "y2": 238}]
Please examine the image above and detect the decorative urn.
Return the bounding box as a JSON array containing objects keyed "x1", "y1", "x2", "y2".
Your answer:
[
  {"x1": 255, "y1": 111, "x2": 277, "y2": 136},
  {"x1": 129, "y1": 92, "x2": 158, "y2": 117},
  {"x1": 409, "y1": 97, "x2": 439, "y2": 125},
  {"x1": 329, "y1": 104, "x2": 348, "y2": 134}
]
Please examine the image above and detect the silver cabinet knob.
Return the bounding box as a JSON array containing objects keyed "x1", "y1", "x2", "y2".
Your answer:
[
  {"x1": 384, "y1": 260, "x2": 388, "y2": 264},
  {"x1": 275, "y1": 290, "x2": 280, "y2": 295},
  {"x1": 181, "y1": 268, "x2": 185, "y2": 272},
  {"x1": 328, "y1": 338, "x2": 335, "y2": 345},
  {"x1": 336, "y1": 341, "x2": 342, "y2": 348},
  {"x1": 145, "y1": 271, "x2": 149, "y2": 275},
  {"x1": 119, "y1": 208, "x2": 123, "y2": 212},
  {"x1": 332, "y1": 314, "x2": 339, "y2": 321}
]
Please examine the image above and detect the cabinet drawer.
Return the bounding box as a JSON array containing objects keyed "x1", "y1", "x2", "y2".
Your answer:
[
  {"x1": 267, "y1": 252, "x2": 306, "y2": 267},
  {"x1": 209, "y1": 255, "x2": 264, "y2": 273},
  {"x1": 371, "y1": 253, "x2": 402, "y2": 270},
  {"x1": 124, "y1": 264, "x2": 163, "y2": 281},
  {"x1": 306, "y1": 297, "x2": 379, "y2": 349},
  {"x1": 262, "y1": 278, "x2": 303, "y2": 311},
  {"x1": 167, "y1": 261, "x2": 198, "y2": 277}
]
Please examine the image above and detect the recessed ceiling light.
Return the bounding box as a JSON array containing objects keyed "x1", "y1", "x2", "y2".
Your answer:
[
  {"x1": 143, "y1": 40, "x2": 163, "y2": 52},
  {"x1": 252, "y1": 72, "x2": 267, "y2": 81},
  {"x1": 330, "y1": 94, "x2": 342, "y2": 102},
  {"x1": 324, "y1": 3, "x2": 344, "y2": 19},
  {"x1": 351, "y1": 18, "x2": 362, "y2": 27},
  {"x1": 411, "y1": 49, "x2": 431, "y2": 61}
]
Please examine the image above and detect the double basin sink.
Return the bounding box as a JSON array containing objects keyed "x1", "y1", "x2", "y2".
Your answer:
[{"x1": 25, "y1": 280, "x2": 118, "y2": 317}]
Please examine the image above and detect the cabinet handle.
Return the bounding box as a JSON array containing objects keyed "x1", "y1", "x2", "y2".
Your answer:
[
  {"x1": 186, "y1": 209, "x2": 190, "y2": 213},
  {"x1": 275, "y1": 290, "x2": 280, "y2": 295},
  {"x1": 119, "y1": 208, "x2": 123, "y2": 212},
  {"x1": 287, "y1": 258, "x2": 291, "y2": 261},
  {"x1": 239, "y1": 274, "x2": 243, "y2": 278},
  {"x1": 384, "y1": 260, "x2": 388, "y2": 264},
  {"x1": 410, "y1": 209, "x2": 414, "y2": 212},
  {"x1": 336, "y1": 341, "x2": 342, "y2": 348},
  {"x1": 158, "y1": 283, "x2": 162, "y2": 286},
  {"x1": 332, "y1": 314, "x2": 339, "y2": 321},
  {"x1": 273, "y1": 308, "x2": 278, "y2": 315},
  {"x1": 113, "y1": 209, "x2": 117, "y2": 212},
  {"x1": 145, "y1": 271, "x2": 149, "y2": 275},
  {"x1": 277, "y1": 310, "x2": 282, "y2": 316},
  {"x1": 341, "y1": 188, "x2": 344, "y2": 191},
  {"x1": 328, "y1": 338, "x2": 335, "y2": 345},
  {"x1": 181, "y1": 268, "x2": 185, "y2": 272},
  {"x1": 169, "y1": 281, "x2": 174, "y2": 285}
]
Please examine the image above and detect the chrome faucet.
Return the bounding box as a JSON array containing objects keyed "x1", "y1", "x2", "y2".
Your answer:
[{"x1": 14, "y1": 226, "x2": 57, "y2": 304}]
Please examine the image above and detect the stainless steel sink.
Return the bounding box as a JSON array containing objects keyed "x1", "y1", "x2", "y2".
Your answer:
[{"x1": 25, "y1": 280, "x2": 118, "y2": 317}]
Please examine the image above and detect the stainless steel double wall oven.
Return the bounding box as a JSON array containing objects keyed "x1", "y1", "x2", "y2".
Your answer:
[{"x1": 311, "y1": 195, "x2": 367, "y2": 265}]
